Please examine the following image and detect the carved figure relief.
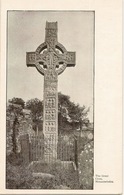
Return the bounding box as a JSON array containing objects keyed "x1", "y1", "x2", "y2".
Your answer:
[
  {"x1": 45, "y1": 71, "x2": 57, "y2": 81},
  {"x1": 45, "y1": 86, "x2": 56, "y2": 96},
  {"x1": 46, "y1": 37, "x2": 56, "y2": 49},
  {"x1": 65, "y1": 52, "x2": 75, "y2": 63},
  {"x1": 46, "y1": 29, "x2": 57, "y2": 37},
  {"x1": 29, "y1": 53, "x2": 35, "y2": 61},
  {"x1": 27, "y1": 52, "x2": 35, "y2": 64}
]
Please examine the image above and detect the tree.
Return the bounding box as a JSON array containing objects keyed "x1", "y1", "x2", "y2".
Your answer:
[
  {"x1": 68, "y1": 103, "x2": 89, "y2": 129},
  {"x1": 23, "y1": 94, "x2": 89, "y2": 134},
  {"x1": 58, "y1": 92, "x2": 90, "y2": 133},
  {"x1": 25, "y1": 98, "x2": 43, "y2": 132},
  {"x1": 8, "y1": 97, "x2": 25, "y2": 108}
]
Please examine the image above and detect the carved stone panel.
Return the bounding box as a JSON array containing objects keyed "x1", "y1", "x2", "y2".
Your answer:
[
  {"x1": 45, "y1": 110, "x2": 56, "y2": 120},
  {"x1": 44, "y1": 134, "x2": 57, "y2": 154},
  {"x1": 46, "y1": 29, "x2": 57, "y2": 38},
  {"x1": 26, "y1": 52, "x2": 36, "y2": 66},
  {"x1": 45, "y1": 22, "x2": 58, "y2": 48},
  {"x1": 45, "y1": 86, "x2": 56, "y2": 96},
  {"x1": 45, "y1": 121, "x2": 56, "y2": 133},
  {"x1": 45, "y1": 81, "x2": 57, "y2": 97},
  {"x1": 65, "y1": 52, "x2": 75, "y2": 64},
  {"x1": 44, "y1": 71, "x2": 58, "y2": 81},
  {"x1": 46, "y1": 37, "x2": 57, "y2": 49},
  {"x1": 45, "y1": 97, "x2": 56, "y2": 109}
]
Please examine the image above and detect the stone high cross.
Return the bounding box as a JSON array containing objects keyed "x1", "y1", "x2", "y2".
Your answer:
[{"x1": 26, "y1": 22, "x2": 76, "y2": 162}]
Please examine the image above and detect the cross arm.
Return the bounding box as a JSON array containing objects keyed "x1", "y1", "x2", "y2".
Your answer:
[
  {"x1": 65, "y1": 52, "x2": 76, "y2": 67},
  {"x1": 26, "y1": 52, "x2": 36, "y2": 67}
]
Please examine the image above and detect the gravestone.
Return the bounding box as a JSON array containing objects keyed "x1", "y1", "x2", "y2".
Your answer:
[{"x1": 26, "y1": 21, "x2": 76, "y2": 162}]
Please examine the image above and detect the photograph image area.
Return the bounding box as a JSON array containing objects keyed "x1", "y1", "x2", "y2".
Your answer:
[{"x1": 6, "y1": 11, "x2": 94, "y2": 190}]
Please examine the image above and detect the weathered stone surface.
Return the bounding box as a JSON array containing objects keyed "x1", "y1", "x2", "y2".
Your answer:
[{"x1": 26, "y1": 22, "x2": 76, "y2": 162}]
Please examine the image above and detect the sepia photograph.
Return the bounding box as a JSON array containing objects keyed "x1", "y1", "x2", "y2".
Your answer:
[
  {"x1": 6, "y1": 11, "x2": 94, "y2": 190},
  {"x1": 0, "y1": 0, "x2": 122, "y2": 194}
]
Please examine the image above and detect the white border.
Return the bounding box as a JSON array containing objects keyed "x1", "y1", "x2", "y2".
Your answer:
[{"x1": 0, "y1": 0, "x2": 122, "y2": 194}]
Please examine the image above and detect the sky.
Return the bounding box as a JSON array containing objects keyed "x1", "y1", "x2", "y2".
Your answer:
[{"x1": 7, "y1": 11, "x2": 94, "y2": 122}]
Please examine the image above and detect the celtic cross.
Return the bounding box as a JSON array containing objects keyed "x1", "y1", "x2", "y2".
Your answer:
[{"x1": 26, "y1": 21, "x2": 76, "y2": 162}]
